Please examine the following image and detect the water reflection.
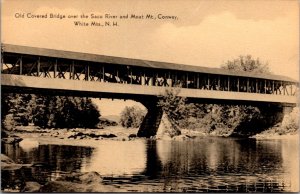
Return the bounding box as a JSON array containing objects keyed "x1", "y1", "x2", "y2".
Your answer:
[
  {"x1": 1, "y1": 137, "x2": 299, "y2": 192},
  {"x1": 81, "y1": 140, "x2": 146, "y2": 176},
  {"x1": 281, "y1": 139, "x2": 299, "y2": 191},
  {"x1": 143, "y1": 140, "x2": 162, "y2": 179},
  {"x1": 19, "y1": 138, "x2": 39, "y2": 152},
  {"x1": 152, "y1": 138, "x2": 297, "y2": 192}
]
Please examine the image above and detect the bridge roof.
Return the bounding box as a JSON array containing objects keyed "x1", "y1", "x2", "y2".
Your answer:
[{"x1": 2, "y1": 44, "x2": 297, "y2": 83}]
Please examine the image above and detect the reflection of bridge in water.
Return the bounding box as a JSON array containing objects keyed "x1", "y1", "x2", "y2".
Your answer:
[
  {"x1": 1, "y1": 44, "x2": 298, "y2": 137},
  {"x1": 2, "y1": 138, "x2": 297, "y2": 192}
]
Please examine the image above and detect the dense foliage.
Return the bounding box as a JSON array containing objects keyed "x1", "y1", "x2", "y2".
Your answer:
[
  {"x1": 119, "y1": 106, "x2": 146, "y2": 128},
  {"x1": 157, "y1": 89, "x2": 193, "y2": 126},
  {"x1": 157, "y1": 89, "x2": 264, "y2": 136},
  {"x1": 280, "y1": 107, "x2": 299, "y2": 133},
  {"x1": 181, "y1": 103, "x2": 264, "y2": 136},
  {"x1": 221, "y1": 55, "x2": 270, "y2": 74},
  {"x1": 1, "y1": 94, "x2": 100, "y2": 130}
]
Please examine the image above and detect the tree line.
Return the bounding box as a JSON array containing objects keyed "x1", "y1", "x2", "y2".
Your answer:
[{"x1": 1, "y1": 94, "x2": 100, "y2": 130}]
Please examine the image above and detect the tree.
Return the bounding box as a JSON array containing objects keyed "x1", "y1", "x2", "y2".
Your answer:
[
  {"x1": 80, "y1": 98, "x2": 101, "y2": 128},
  {"x1": 157, "y1": 89, "x2": 196, "y2": 128},
  {"x1": 1, "y1": 94, "x2": 101, "y2": 129},
  {"x1": 158, "y1": 89, "x2": 187, "y2": 123},
  {"x1": 120, "y1": 106, "x2": 146, "y2": 128},
  {"x1": 1, "y1": 93, "x2": 32, "y2": 129},
  {"x1": 217, "y1": 55, "x2": 271, "y2": 136},
  {"x1": 221, "y1": 55, "x2": 270, "y2": 74}
]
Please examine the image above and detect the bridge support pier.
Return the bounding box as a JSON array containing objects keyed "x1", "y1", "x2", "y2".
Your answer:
[
  {"x1": 272, "y1": 104, "x2": 295, "y2": 124},
  {"x1": 137, "y1": 97, "x2": 163, "y2": 138},
  {"x1": 282, "y1": 105, "x2": 294, "y2": 115}
]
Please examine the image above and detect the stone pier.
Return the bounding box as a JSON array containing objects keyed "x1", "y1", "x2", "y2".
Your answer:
[{"x1": 137, "y1": 98, "x2": 163, "y2": 138}]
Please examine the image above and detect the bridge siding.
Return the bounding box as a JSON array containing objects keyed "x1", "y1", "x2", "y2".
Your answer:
[
  {"x1": 2, "y1": 45, "x2": 298, "y2": 103},
  {"x1": 2, "y1": 44, "x2": 297, "y2": 82},
  {"x1": 2, "y1": 53, "x2": 298, "y2": 96}
]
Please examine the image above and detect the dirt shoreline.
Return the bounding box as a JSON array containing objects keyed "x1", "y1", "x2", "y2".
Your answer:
[
  {"x1": 7, "y1": 125, "x2": 139, "y2": 148},
  {"x1": 4, "y1": 125, "x2": 298, "y2": 149}
]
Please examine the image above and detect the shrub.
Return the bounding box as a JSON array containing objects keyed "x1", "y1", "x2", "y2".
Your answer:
[
  {"x1": 119, "y1": 106, "x2": 146, "y2": 128},
  {"x1": 281, "y1": 107, "x2": 299, "y2": 133},
  {"x1": 158, "y1": 89, "x2": 194, "y2": 126},
  {"x1": 3, "y1": 114, "x2": 15, "y2": 131}
]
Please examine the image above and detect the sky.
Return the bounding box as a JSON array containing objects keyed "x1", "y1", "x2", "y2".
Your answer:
[{"x1": 1, "y1": 0, "x2": 299, "y2": 115}]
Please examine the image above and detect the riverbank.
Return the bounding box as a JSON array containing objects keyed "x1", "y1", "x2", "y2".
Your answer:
[
  {"x1": 3, "y1": 105, "x2": 299, "y2": 149},
  {"x1": 3, "y1": 106, "x2": 298, "y2": 144},
  {"x1": 4, "y1": 125, "x2": 139, "y2": 147},
  {"x1": 5, "y1": 128, "x2": 198, "y2": 149},
  {"x1": 251, "y1": 127, "x2": 299, "y2": 140},
  {"x1": 4, "y1": 125, "x2": 298, "y2": 150}
]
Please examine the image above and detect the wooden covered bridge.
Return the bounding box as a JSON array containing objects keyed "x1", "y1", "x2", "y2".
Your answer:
[{"x1": 1, "y1": 44, "x2": 298, "y2": 137}]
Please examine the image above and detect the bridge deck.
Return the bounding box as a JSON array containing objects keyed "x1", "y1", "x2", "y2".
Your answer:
[{"x1": 2, "y1": 74, "x2": 297, "y2": 104}]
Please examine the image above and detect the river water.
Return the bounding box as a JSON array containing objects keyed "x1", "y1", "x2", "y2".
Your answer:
[{"x1": 1, "y1": 137, "x2": 299, "y2": 192}]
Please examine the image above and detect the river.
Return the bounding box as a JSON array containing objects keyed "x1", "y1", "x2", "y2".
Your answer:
[{"x1": 1, "y1": 137, "x2": 299, "y2": 192}]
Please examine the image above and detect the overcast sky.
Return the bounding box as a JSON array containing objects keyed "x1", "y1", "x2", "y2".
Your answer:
[{"x1": 2, "y1": 0, "x2": 299, "y2": 115}]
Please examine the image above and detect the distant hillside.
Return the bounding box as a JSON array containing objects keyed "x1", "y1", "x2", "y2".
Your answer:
[{"x1": 101, "y1": 115, "x2": 120, "y2": 123}]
